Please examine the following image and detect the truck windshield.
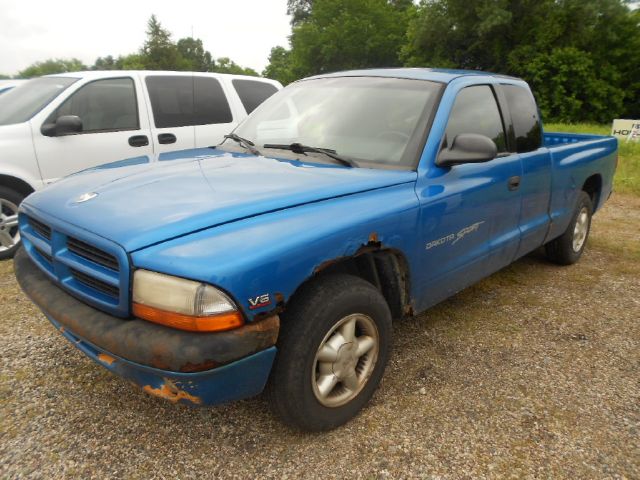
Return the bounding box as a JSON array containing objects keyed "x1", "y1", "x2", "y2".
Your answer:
[
  {"x1": 233, "y1": 76, "x2": 443, "y2": 169},
  {"x1": 0, "y1": 77, "x2": 78, "y2": 126}
]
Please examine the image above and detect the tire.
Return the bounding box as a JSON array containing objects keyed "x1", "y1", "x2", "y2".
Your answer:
[
  {"x1": 545, "y1": 191, "x2": 593, "y2": 265},
  {"x1": 268, "y1": 274, "x2": 392, "y2": 431},
  {"x1": 0, "y1": 186, "x2": 24, "y2": 260}
]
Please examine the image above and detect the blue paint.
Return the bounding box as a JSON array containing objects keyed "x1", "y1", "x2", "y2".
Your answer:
[
  {"x1": 47, "y1": 312, "x2": 276, "y2": 405},
  {"x1": 18, "y1": 68, "x2": 618, "y2": 406}
]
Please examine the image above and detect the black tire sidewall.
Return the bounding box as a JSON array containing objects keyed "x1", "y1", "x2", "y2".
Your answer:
[
  {"x1": 547, "y1": 191, "x2": 593, "y2": 265},
  {"x1": 0, "y1": 186, "x2": 24, "y2": 260},
  {"x1": 270, "y1": 274, "x2": 392, "y2": 431}
]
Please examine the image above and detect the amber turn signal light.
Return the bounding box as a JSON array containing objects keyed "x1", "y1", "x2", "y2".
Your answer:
[{"x1": 132, "y1": 303, "x2": 244, "y2": 332}]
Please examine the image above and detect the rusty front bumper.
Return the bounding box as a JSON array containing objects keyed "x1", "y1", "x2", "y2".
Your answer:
[{"x1": 14, "y1": 248, "x2": 280, "y2": 405}]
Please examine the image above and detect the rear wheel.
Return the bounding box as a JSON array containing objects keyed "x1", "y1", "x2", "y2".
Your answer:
[
  {"x1": 545, "y1": 191, "x2": 593, "y2": 265},
  {"x1": 268, "y1": 274, "x2": 392, "y2": 431},
  {"x1": 0, "y1": 187, "x2": 23, "y2": 260}
]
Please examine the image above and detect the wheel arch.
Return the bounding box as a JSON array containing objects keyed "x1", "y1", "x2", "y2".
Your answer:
[
  {"x1": 582, "y1": 174, "x2": 602, "y2": 212},
  {"x1": 283, "y1": 243, "x2": 414, "y2": 322},
  {"x1": 0, "y1": 174, "x2": 36, "y2": 199}
]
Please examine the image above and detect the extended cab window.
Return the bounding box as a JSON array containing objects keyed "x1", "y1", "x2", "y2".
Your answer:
[
  {"x1": 232, "y1": 79, "x2": 278, "y2": 114},
  {"x1": 49, "y1": 78, "x2": 138, "y2": 133},
  {"x1": 503, "y1": 84, "x2": 542, "y2": 153},
  {"x1": 146, "y1": 76, "x2": 233, "y2": 128},
  {"x1": 445, "y1": 85, "x2": 507, "y2": 152}
]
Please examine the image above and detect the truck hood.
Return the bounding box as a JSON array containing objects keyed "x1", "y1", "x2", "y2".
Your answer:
[{"x1": 23, "y1": 149, "x2": 417, "y2": 252}]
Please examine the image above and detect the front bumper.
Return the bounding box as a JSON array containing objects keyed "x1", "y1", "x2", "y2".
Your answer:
[{"x1": 14, "y1": 248, "x2": 280, "y2": 406}]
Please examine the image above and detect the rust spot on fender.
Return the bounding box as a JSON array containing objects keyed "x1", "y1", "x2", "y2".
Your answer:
[
  {"x1": 97, "y1": 353, "x2": 116, "y2": 365},
  {"x1": 59, "y1": 326, "x2": 65, "y2": 333},
  {"x1": 369, "y1": 231, "x2": 379, "y2": 243},
  {"x1": 143, "y1": 379, "x2": 202, "y2": 405}
]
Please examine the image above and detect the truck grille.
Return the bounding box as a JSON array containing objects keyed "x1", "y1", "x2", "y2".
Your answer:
[
  {"x1": 19, "y1": 212, "x2": 130, "y2": 317},
  {"x1": 67, "y1": 237, "x2": 119, "y2": 271},
  {"x1": 28, "y1": 217, "x2": 51, "y2": 240}
]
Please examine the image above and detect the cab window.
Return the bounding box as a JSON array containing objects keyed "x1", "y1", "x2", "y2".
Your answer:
[
  {"x1": 502, "y1": 84, "x2": 542, "y2": 153},
  {"x1": 445, "y1": 85, "x2": 507, "y2": 153}
]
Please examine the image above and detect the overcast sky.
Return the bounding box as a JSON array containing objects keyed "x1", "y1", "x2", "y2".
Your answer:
[{"x1": 0, "y1": 0, "x2": 292, "y2": 76}]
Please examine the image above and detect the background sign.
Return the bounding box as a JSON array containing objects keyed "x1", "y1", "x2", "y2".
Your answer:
[{"x1": 612, "y1": 119, "x2": 640, "y2": 142}]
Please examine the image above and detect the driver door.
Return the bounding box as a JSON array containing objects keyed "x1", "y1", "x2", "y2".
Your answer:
[{"x1": 413, "y1": 84, "x2": 523, "y2": 311}]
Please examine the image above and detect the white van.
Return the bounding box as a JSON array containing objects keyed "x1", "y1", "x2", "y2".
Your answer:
[{"x1": 0, "y1": 71, "x2": 282, "y2": 258}]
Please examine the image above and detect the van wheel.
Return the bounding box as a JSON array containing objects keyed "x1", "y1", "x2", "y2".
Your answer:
[
  {"x1": 545, "y1": 191, "x2": 593, "y2": 265},
  {"x1": 0, "y1": 187, "x2": 23, "y2": 260},
  {"x1": 269, "y1": 274, "x2": 392, "y2": 431}
]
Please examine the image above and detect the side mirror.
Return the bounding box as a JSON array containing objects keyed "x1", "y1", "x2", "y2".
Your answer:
[
  {"x1": 41, "y1": 115, "x2": 83, "y2": 137},
  {"x1": 436, "y1": 133, "x2": 497, "y2": 167}
]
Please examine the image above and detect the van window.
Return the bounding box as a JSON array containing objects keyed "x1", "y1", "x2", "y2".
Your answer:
[
  {"x1": 146, "y1": 76, "x2": 233, "y2": 128},
  {"x1": 50, "y1": 78, "x2": 138, "y2": 132},
  {"x1": 445, "y1": 85, "x2": 507, "y2": 152},
  {"x1": 0, "y1": 77, "x2": 77, "y2": 126},
  {"x1": 232, "y1": 79, "x2": 278, "y2": 114},
  {"x1": 502, "y1": 84, "x2": 542, "y2": 153}
]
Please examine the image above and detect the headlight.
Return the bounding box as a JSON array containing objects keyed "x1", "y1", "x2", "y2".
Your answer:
[{"x1": 132, "y1": 270, "x2": 244, "y2": 332}]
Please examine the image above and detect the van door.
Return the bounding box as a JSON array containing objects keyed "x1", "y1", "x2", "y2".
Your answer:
[
  {"x1": 33, "y1": 76, "x2": 153, "y2": 181},
  {"x1": 143, "y1": 75, "x2": 200, "y2": 153}
]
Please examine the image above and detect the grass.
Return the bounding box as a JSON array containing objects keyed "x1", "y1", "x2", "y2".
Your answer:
[{"x1": 545, "y1": 122, "x2": 640, "y2": 196}]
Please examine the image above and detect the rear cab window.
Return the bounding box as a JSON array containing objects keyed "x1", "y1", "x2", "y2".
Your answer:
[
  {"x1": 145, "y1": 76, "x2": 233, "y2": 128},
  {"x1": 502, "y1": 84, "x2": 542, "y2": 153},
  {"x1": 444, "y1": 85, "x2": 507, "y2": 153},
  {"x1": 232, "y1": 79, "x2": 279, "y2": 114}
]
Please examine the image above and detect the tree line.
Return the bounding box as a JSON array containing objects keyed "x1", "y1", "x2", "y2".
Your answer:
[
  {"x1": 264, "y1": 0, "x2": 640, "y2": 123},
  {"x1": 5, "y1": 2, "x2": 639, "y2": 123}
]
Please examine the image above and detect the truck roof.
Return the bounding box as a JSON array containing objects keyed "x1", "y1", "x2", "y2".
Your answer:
[{"x1": 306, "y1": 67, "x2": 522, "y2": 84}]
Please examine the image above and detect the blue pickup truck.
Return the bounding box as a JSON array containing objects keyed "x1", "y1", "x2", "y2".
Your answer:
[{"x1": 14, "y1": 68, "x2": 617, "y2": 431}]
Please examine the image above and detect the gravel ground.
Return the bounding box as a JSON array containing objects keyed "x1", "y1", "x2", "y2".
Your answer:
[{"x1": 1, "y1": 194, "x2": 639, "y2": 479}]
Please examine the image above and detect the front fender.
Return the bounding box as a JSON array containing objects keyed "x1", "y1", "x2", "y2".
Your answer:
[{"x1": 131, "y1": 182, "x2": 420, "y2": 320}]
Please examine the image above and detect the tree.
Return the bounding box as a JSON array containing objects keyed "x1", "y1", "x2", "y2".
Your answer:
[
  {"x1": 140, "y1": 15, "x2": 182, "y2": 70},
  {"x1": 286, "y1": 0, "x2": 413, "y2": 78},
  {"x1": 262, "y1": 46, "x2": 296, "y2": 85},
  {"x1": 177, "y1": 37, "x2": 214, "y2": 71},
  {"x1": 287, "y1": 0, "x2": 314, "y2": 25},
  {"x1": 403, "y1": 0, "x2": 640, "y2": 122},
  {"x1": 214, "y1": 57, "x2": 258, "y2": 76},
  {"x1": 17, "y1": 58, "x2": 87, "y2": 78}
]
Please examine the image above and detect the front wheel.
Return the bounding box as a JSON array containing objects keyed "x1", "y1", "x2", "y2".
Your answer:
[
  {"x1": 0, "y1": 187, "x2": 23, "y2": 260},
  {"x1": 545, "y1": 191, "x2": 593, "y2": 265},
  {"x1": 268, "y1": 274, "x2": 392, "y2": 431}
]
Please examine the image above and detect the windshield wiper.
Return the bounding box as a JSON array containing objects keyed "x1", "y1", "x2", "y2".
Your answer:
[
  {"x1": 223, "y1": 133, "x2": 261, "y2": 156},
  {"x1": 263, "y1": 142, "x2": 357, "y2": 168}
]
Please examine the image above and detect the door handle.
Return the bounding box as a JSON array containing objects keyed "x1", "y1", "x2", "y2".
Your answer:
[
  {"x1": 508, "y1": 175, "x2": 521, "y2": 191},
  {"x1": 128, "y1": 135, "x2": 149, "y2": 147},
  {"x1": 158, "y1": 133, "x2": 177, "y2": 145}
]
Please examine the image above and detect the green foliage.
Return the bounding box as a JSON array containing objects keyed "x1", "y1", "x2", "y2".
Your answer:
[
  {"x1": 17, "y1": 58, "x2": 87, "y2": 78},
  {"x1": 140, "y1": 15, "x2": 183, "y2": 70},
  {"x1": 214, "y1": 58, "x2": 258, "y2": 76},
  {"x1": 177, "y1": 37, "x2": 214, "y2": 72},
  {"x1": 262, "y1": 46, "x2": 296, "y2": 85},
  {"x1": 284, "y1": 0, "x2": 414, "y2": 78},
  {"x1": 402, "y1": 0, "x2": 639, "y2": 123}
]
